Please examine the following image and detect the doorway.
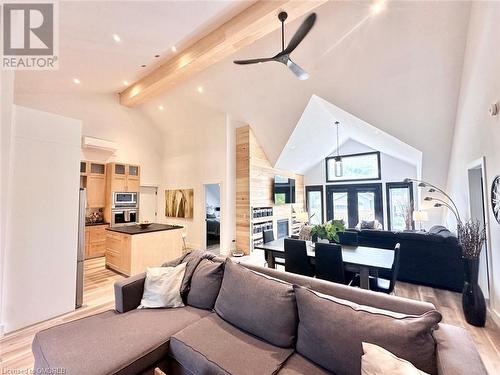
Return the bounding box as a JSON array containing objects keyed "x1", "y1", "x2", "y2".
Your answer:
[
  {"x1": 326, "y1": 184, "x2": 383, "y2": 228},
  {"x1": 204, "y1": 183, "x2": 221, "y2": 254},
  {"x1": 139, "y1": 186, "x2": 158, "y2": 223},
  {"x1": 467, "y1": 159, "x2": 491, "y2": 299}
]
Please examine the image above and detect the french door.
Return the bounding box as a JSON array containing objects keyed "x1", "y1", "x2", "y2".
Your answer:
[{"x1": 326, "y1": 184, "x2": 383, "y2": 229}]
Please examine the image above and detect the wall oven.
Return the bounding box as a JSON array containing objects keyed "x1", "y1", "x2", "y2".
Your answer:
[
  {"x1": 112, "y1": 209, "x2": 138, "y2": 227},
  {"x1": 113, "y1": 192, "x2": 138, "y2": 208}
]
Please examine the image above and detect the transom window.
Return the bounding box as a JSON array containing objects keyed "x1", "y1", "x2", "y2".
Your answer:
[{"x1": 326, "y1": 151, "x2": 381, "y2": 183}]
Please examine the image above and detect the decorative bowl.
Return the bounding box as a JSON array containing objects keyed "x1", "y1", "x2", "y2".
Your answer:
[{"x1": 139, "y1": 222, "x2": 152, "y2": 229}]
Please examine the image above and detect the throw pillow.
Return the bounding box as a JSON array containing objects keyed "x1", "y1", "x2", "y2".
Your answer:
[
  {"x1": 187, "y1": 259, "x2": 224, "y2": 310},
  {"x1": 162, "y1": 250, "x2": 216, "y2": 299},
  {"x1": 294, "y1": 286, "x2": 441, "y2": 375},
  {"x1": 361, "y1": 220, "x2": 375, "y2": 229},
  {"x1": 362, "y1": 342, "x2": 429, "y2": 375},
  {"x1": 139, "y1": 262, "x2": 187, "y2": 308},
  {"x1": 214, "y1": 259, "x2": 298, "y2": 348}
]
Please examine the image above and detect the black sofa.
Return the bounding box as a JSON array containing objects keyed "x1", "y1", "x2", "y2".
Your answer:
[{"x1": 346, "y1": 226, "x2": 464, "y2": 292}]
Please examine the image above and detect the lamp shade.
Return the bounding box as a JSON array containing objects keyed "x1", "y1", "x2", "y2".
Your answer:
[{"x1": 412, "y1": 210, "x2": 429, "y2": 222}]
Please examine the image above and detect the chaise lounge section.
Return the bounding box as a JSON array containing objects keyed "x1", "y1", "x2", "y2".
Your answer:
[{"x1": 32, "y1": 252, "x2": 487, "y2": 375}]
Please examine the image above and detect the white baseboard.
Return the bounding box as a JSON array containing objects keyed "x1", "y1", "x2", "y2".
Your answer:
[
  {"x1": 489, "y1": 307, "x2": 500, "y2": 328},
  {"x1": 0, "y1": 323, "x2": 4, "y2": 338}
]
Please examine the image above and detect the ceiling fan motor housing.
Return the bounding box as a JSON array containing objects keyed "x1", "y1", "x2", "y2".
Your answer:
[{"x1": 278, "y1": 11, "x2": 288, "y2": 22}]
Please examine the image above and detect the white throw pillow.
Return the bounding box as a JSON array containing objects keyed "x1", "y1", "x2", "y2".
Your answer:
[
  {"x1": 139, "y1": 262, "x2": 187, "y2": 309},
  {"x1": 361, "y1": 342, "x2": 429, "y2": 375}
]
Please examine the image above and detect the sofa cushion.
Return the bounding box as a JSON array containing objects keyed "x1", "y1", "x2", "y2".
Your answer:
[
  {"x1": 169, "y1": 314, "x2": 294, "y2": 375},
  {"x1": 187, "y1": 259, "x2": 224, "y2": 310},
  {"x1": 277, "y1": 353, "x2": 332, "y2": 375},
  {"x1": 32, "y1": 307, "x2": 211, "y2": 375},
  {"x1": 215, "y1": 259, "x2": 298, "y2": 348},
  {"x1": 294, "y1": 286, "x2": 441, "y2": 375}
]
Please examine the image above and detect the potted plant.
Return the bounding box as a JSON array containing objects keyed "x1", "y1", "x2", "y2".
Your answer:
[
  {"x1": 458, "y1": 219, "x2": 487, "y2": 327},
  {"x1": 311, "y1": 220, "x2": 346, "y2": 243}
]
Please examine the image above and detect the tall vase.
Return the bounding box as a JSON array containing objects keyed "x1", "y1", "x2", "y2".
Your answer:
[{"x1": 462, "y1": 258, "x2": 486, "y2": 327}]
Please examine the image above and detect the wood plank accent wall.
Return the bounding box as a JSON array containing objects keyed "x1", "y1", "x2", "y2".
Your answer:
[{"x1": 236, "y1": 125, "x2": 305, "y2": 254}]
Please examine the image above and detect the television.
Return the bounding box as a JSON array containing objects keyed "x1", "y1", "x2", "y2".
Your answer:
[{"x1": 273, "y1": 176, "x2": 296, "y2": 204}]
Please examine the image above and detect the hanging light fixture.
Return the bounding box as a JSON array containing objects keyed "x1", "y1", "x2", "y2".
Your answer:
[{"x1": 334, "y1": 121, "x2": 343, "y2": 177}]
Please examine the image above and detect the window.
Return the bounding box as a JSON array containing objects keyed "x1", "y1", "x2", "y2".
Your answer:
[
  {"x1": 325, "y1": 151, "x2": 381, "y2": 182},
  {"x1": 386, "y1": 182, "x2": 414, "y2": 231},
  {"x1": 306, "y1": 186, "x2": 324, "y2": 225}
]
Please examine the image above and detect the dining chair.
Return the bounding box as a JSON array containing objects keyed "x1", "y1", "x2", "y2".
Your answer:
[
  {"x1": 284, "y1": 238, "x2": 313, "y2": 277},
  {"x1": 352, "y1": 243, "x2": 401, "y2": 294},
  {"x1": 263, "y1": 230, "x2": 274, "y2": 244},
  {"x1": 263, "y1": 229, "x2": 285, "y2": 267},
  {"x1": 338, "y1": 231, "x2": 359, "y2": 246},
  {"x1": 315, "y1": 242, "x2": 351, "y2": 284}
]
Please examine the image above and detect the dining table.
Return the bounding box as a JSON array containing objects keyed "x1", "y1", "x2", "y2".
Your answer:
[{"x1": 254, "y1": 238, "x2": 395, "y2": 290}]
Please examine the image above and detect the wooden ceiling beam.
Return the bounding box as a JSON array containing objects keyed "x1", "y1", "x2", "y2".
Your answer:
[{"x1": 119, "y1": 0, "x2": 327, "y2": 107}]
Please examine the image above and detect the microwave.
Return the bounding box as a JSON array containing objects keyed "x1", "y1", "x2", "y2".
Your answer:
[{"x1": 113, "y1": 192, "x2": 138, "y2": 208}]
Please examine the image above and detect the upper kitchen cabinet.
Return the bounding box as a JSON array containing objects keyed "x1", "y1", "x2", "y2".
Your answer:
[
  {"x1": 80, "y1": 161, "x2": 106, "y2": 208},
  {"x1": 127, "y1": 165, "x2": 140, "y2": 192},
  {"x1": 107, "y1": 163, "x2": 140, "y2": 193}
]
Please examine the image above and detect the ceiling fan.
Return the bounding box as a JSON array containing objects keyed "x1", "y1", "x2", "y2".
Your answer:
[{"x1": 233, "y1": 11, "x2": 316, "y2": 80}]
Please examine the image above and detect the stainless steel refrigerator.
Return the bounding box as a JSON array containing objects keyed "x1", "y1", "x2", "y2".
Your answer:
[{"x1": 76, "y1": 188, "x2": 86, "y2": 308}]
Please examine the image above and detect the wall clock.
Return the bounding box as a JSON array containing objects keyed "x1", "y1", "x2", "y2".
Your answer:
[{"x1": 491, "y1": 176, "x2": 500, "y2": 224}]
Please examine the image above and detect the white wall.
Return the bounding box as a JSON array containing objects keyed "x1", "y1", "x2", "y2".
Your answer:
[
  {"x1": 446, "y1": 2, "x2": 500, "y2": 321},
  {"x1": 14, "y1": 92, "x2": 164, "y2": 187},
  {"x1": 159, "y1": 108, "x2": 229, "y2": 251},
  {"x1": 2, "y1": 106, "x2": 81, "y2": 333},
  {"x1": 304, "y1": 139, "x2": 418, "y2": 229},
  {"x1": 0, "y1": 71, "x2": 15, "y2": 335}
]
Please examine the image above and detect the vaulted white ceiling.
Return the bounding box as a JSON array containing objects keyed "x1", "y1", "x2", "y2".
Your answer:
[
  {"x1": 275, "y1": 95, "x2": 422, "y2": 175},
  {"x1": 136, "y1": 0, "x2": 470, "y2": 187},
  {"x1": 14, "y1": 0, "x2": 472, "y2": 189},
  {"x1": 14, "y1": 0, "x2": 249, "y2": 94}
]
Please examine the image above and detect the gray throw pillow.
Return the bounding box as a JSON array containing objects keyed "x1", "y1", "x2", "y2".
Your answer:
[
  {"x1": 294, "y1": 286, "x2": 441, "y2": 375},
  {"x1": 214, "y1": 259, "x2": 298, "y2": 348},
  {"x1": 162, "y1": 250, "x2": 215, "y2": 299},
  {"x1": 187, "y1": 259, "x2": 224, "y2": 310},
  {"x1": 361, "y1": 220, "x2": 375, "y2": 229}
]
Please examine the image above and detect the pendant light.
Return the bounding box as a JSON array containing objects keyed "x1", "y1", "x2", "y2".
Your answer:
[{"x1": 334, "y1": 121, "x2": 343, "y2": 177}]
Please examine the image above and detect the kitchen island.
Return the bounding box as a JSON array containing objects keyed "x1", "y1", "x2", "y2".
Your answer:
[{"x1": 105, "y1": 224, "x2": 184, "y2": 276}]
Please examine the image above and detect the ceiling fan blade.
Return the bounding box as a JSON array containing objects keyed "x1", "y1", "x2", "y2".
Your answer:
[
  {"x1": 233, "y1": 57, "x2": 275, "y2": 65},
  {"x1": 279, "y1": 13, "x2": 316, "y2": 56},
  {"x1": 286, "y1": 58, "x2": 309, "y2": 80}
]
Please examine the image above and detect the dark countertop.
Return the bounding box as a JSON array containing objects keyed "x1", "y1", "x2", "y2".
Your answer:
[
  {"x1": 85, "y1": 222, "x2": 109, "y2": 227},
  {"x1": 106, "y1": 223, "x2": 183, "y2": 235}
]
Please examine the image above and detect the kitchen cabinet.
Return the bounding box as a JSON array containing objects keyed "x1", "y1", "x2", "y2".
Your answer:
[
  {"x1": 105, "y1": 226, "x2": 183, "y2": 276},
  {"x1": 85, "y1": 224, "x2": 108, "y2": 259},
  {"x1": 80, "y1": 161, "x2": 106, "y2": 208},
  {"x1": 107, "y1": 163, "x2": 140, "y2": 193}
]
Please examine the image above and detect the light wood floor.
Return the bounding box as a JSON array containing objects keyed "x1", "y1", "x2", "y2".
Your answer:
[{"x1": 1, "y1": 257, "x2": 499, "y2": 374}]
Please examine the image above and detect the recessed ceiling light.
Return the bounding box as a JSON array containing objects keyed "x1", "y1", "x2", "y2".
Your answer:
[
  {"x1": 158, "y1": 105, "x2": 164, "y2": 111},
  {"x1": 141, "y1": 64, "x2": 146, "y2": 68},
  {"x1": 197, "y1": 86, "x2": 203, "y2": 94},
  {"x1": 171, "y1": 46, "x2": 177, "y2": 53},
  {"x1": 113, "y1": 34, "x2": 121, "y2": 43},
  {"x1": 371, "y1": 1, "x2": 386, "y2": 15},
  {"x1": 123, "y1": 80, "x2": 129, "y2": 86},
  {"x1": 73, "y1": 78, "x2": 80, "y2": 84},
  {"x1": 154, "y1": 54, "x2": 160, "y2": 58}
]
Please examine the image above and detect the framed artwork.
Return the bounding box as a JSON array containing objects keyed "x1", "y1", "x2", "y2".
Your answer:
[{"x1": 165, "y1": 189, "x2": 194, "y2": 218}]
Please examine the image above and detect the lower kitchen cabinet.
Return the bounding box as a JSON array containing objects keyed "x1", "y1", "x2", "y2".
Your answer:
[{"x1": 85, "y1": 224, "x2": 108, "y2": 259}]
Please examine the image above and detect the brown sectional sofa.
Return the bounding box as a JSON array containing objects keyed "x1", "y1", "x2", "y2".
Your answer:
[{"x1": 33, "y1": 252, "x2": 487, "y2": 375}]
